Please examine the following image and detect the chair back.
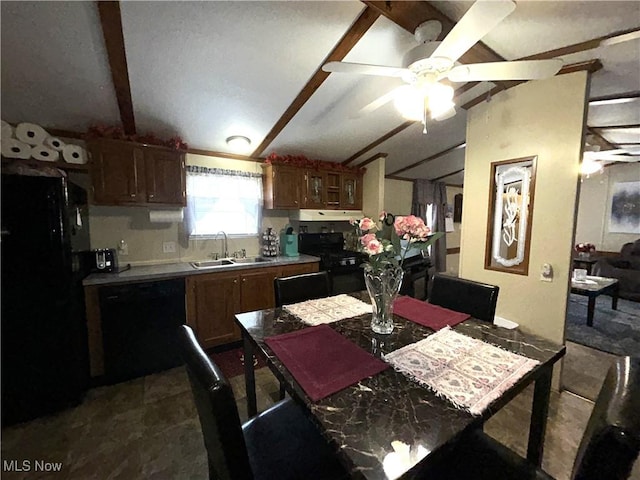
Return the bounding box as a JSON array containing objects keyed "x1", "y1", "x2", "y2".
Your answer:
[
  {"x1": 274, "y1": 271, "x2": 331, "y2": 307},
  {"x1": 176, "y1": 325, "x2": 253, "y2": 480},
  {"x1": 429, "y1": 274, "x2": 499, "y2": 322},
  {"x1": 571, "y1": 356, "x2": 640, "y2": 480}
]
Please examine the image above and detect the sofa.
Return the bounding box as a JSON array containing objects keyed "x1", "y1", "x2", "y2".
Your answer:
[{"x1": 592, "y1": 239, "x2": 640, "y2": 301}]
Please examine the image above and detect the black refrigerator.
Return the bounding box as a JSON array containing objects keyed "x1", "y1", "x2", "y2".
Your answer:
[{"x1": 1, "y1": 173, "x2": 91, "y2": 426}]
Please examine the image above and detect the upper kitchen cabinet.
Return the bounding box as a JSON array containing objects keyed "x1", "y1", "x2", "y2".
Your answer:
[
  {"x1": 262, "y1": 163, "x2": 301, "y2": 209},
  {"x1": 89, "y1": 139, "x2": 185, "y2": 207},
  {"x1": 341, "y1": 172, "x2": 362, "y2": 210}
]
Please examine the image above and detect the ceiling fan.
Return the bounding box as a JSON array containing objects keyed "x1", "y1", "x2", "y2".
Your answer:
[
  {"x1": 323, "y1": 0, "x2": 563, "y2": 132},
  {"x1": 582, "y1": 146, "x2": 640, "y2": 174}
]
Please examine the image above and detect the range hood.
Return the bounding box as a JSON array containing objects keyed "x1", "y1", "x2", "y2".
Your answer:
[{"x1": 290, "y1": 209, "x2": 364, "y2": 222}]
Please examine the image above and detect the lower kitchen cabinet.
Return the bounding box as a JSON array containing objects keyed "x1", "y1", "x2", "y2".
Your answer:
[
  {"x1": 186, "y1": 272, "x2": 241, "y2": 348},
  {"x1": 186, "y1": 262, "x2": 319, "y2": 348}
]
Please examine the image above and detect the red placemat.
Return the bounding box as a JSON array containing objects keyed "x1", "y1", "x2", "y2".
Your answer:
[
  {"x1": 264, "y1": 325, "x2": 389, "y2": 402},
  {"x1": 393, "y1": 296, "x2": 470, "y2": 330}
]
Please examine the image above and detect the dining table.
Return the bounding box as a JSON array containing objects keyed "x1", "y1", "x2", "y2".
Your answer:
[{"x1": 235, "y1": 291, "x2": 565, "y2": 480}]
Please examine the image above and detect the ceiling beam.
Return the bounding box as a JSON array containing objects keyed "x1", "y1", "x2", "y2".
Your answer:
[
  {"x1": 586, "y1": 127, "x2": 616, "y2": 151},
  {"x1": 96, "y1": 1, "x2": 136, "y2": 136},
  {"x1": 388, "y1": 141, "x2": 465, "y2": 177},
  {"x1": 520, "y1": 27, "x2": 640, "y2": 61},
  {"x1": 341, "y1": 120, "x2": 413, "y2": 165},
  {"x1": 251, "y1": 7, "x2": 380, "y2": 157},
  {"x1": 590, "y1": 90, "x2": 640, "y2": 104},
  {"x1": 591, "y1": 124, "x2": 640, "y2": 130},
  {"x1": 431, "y1": 167, "x2": 465, "y2": 182},
  {"x1": 187, "y1": 148, "x2": 264, "y2": 163}
]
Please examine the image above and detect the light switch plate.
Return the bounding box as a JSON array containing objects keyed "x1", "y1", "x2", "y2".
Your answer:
[{"x1": 163, "y1": 241, "x2": 176, "y2": 253}]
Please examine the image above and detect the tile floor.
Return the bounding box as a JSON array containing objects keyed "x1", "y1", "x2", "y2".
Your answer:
[{"x1": 2, "y1": 345, "x2": 638, "y2": 480}]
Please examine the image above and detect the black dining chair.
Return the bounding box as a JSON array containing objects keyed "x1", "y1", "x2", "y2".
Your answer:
[
  {"x1": 428, "y1": 273, "x2": 499, "y2": 322},
  {"x1": 421, "y1": 356, "x2": 640, "y2": 480},
  {"x1": 177, "y1": 325, "x2": 350, "y2": 480},
  {"x1": 274, "y1": 271, "x2": 331, "y2": 307}
]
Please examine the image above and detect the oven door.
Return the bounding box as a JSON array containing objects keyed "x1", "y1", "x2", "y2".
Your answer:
[{"x1": 329, "y1": 266, "x2": 366, "y2": 295}]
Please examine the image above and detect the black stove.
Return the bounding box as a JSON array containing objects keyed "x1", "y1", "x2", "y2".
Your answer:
[{"x1": 298, "y1": 233, "x2": 367, "y2": 294}]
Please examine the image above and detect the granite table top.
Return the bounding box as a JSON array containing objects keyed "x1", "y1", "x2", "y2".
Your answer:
[{"x1": 236, "y1": 292, "x2": 565, "y2": 480}]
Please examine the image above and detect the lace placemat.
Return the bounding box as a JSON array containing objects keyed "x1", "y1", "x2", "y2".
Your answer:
[
  {"x1": 284, "y1": 294, "x2": 372, "y2": 326},
  {"x1": 385, "y1": 327, "x2": 539, "y2": 415}
]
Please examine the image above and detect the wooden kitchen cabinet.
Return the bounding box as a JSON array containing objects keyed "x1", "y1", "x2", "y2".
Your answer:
[
  {"x1": 186, "y1": 272, "x2": 241, "y2": 348},
  {"x1": 186, "y1": 262, "x2": 319, "y2": 348},
  {"x1": 341, "y1": 173, "x2": 362, "y2": 210},
  {"x1": 262, "y1": 164, "x2": 301, "y2": 209},
  {"x1": 89, "y1": 139, "x2": 186, "y2": 206},
  {"x1": 302, "y1": 169, "x2": 326, "y2": 209}
]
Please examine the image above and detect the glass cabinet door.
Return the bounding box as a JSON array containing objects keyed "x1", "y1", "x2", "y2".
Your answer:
[{"x1": 305, "y1": 170, "x2": 325, "y2": 208}]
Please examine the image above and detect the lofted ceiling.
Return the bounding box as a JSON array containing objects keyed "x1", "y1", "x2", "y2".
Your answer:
[{"x1": 1, "y1": 1, "x2": 639, "y2": 186}]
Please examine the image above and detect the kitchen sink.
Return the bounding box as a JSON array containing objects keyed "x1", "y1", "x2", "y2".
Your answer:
[
  {"x1": 231, "y1": 257, "x2": 273, "y2": 264},
  {"x1": 190, "y1": 259, "x2": 235, "y2": 269}
]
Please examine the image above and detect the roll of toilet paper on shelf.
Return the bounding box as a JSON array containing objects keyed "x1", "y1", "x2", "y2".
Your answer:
[
  {"x1": 31, "y1": 145, "x2": 59, "y2": 162},
  {"x1": 149, "y1": 209, "x2": 184, "y2": 223},
  {"x1": 62, "y1": 144, "x2": 87, "y2": 164},
  {"x1": 15, "y1": 122, "x2": 48, "y2": 145},
  {"x1": 44, "y1": 136, "x2": 65, "y2": 151},
  {"x1": 1, "y1": 138, "x2": 31, "y2": 159},
  {"x1": 1, "y1": 120, "x2": 14, "y2": 139}
]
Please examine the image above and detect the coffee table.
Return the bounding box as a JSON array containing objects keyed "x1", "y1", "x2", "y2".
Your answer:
[{"x1": 570, "y1": 275, "x2": 619, "y2": 327}]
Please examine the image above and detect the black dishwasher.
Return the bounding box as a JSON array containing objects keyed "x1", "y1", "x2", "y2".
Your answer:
[{"x1": 100, "y1": 279, "x2": 186, "y2": 383}]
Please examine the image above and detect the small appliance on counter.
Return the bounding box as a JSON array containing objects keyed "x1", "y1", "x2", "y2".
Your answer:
[
  {"x1": 89, "y1": 248, "x2": 131, "y2": 273},
  {"x1": 280, "y1": 225, "x2": 299, "y2": 257}
]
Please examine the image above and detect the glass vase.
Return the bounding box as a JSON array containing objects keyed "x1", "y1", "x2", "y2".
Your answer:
[{"x1": 364, "y1": 264, "x2": 404, "y2": 335}]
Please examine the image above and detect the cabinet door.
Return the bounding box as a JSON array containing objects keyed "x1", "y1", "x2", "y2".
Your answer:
[
  {"x1": 325, "y1": 172, "x2": 341, "y2": 209},
  {"x1": 145, "y1": 150, "x2": 186, "y2": 206},
  {"x1": 186, "y1": 272, "x2": 241, "y2": 348},
  {"x1": 303, "y1": 170, "x2": 326, "y2": 208},
  {"x1": 90, "y1": 142, "x2": 145, "y2": 205},
  {"x1": 272, "y1": 165, "x2": 301, "y2": 209},
  {"x1": 239, "y1": 267, "x2": 279, "y2": 313},
  {"x1": 341, "y1": 173, "x2": 362, "y2": 210}
]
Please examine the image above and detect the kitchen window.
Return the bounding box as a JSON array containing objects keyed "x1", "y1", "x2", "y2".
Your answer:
[{"x1": 185, "y1": 166, "x2": 262, "y2": 237}]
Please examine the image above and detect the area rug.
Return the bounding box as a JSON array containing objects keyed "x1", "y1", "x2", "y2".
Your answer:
[
  {"x1": 210, "y1": 347, "x2": 266, "y2": 379},
  {"x1": 565, "y1": 294, "x2": 640, "y2": 356}
]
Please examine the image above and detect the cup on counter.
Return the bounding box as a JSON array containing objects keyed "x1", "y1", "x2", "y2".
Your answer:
[{"x1": 573, "y1": 268, "x2": 587, "y2": 282}]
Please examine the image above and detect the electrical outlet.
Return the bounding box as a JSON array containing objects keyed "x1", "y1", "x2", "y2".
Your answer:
[
  {"x1": 163, "y1": 241, "x2": 176, "y2": 254},
  {"x1": 118, "y1": 239, "x2": 129, "y2": 256}
]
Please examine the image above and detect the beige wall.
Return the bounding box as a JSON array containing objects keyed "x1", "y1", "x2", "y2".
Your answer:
[
  {"x1": 460, "y1": 71, "x2": 589, "y2": 347},
  {"x1": 383, "y1": 178, "x2": 412, "y2": 215},
  {"x1": 363, "y1": 156, "x2": 386, "y2": 219},
  {"x1": 575, "y1": 162, "x2": 640, "y2": 252}
]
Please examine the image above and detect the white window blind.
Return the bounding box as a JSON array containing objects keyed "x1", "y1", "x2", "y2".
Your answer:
[{"x1": 185, "y1": 166, "x2": 263, "y2": 237}]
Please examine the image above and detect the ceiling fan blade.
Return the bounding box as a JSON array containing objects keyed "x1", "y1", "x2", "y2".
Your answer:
[
  {"x1": 431, "y1": 0, "x2": 516, "y2": 64},
  {"x1": 447, "y1": 59, "x2": 562, "y2": 82},
  {"x1": 322, "y1": 61, "x2": 409, "y2": 78},
  {"x1": 352, "y1": 88, "x2": 403, "y2": 118}
]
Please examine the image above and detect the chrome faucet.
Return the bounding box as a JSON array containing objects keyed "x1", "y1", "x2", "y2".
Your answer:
[{"x1": 214, "y1": 231, "x2": 228, "y2": 259}]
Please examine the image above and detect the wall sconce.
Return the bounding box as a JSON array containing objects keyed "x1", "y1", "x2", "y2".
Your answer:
[{"x1": 226, "y1": 135, "x2": 251, "y2": 152}]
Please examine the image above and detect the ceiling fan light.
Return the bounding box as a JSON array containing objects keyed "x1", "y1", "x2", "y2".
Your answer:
[
  {"x1": 428, "y1": 84, "x2": 455, "y2": 118},
  {"x1": 394, "y1": 86, "x2": 424, "y2": 121},
  {"x1": 581, "y1": 159, "x2": 603, "y2": 176},
  {"x1": 226, "y1": 135, "x2": 251, "y2": 152},
  {"x1": 432, "y1": 104, "x2": 456, "y2": 120}
]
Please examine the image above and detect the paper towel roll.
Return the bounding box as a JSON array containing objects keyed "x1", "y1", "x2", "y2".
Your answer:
[
  {"x1": 62, "y1": 144, "x2": 87, "y2": 164},
  {"x1": 15, "y1": 122, "x2": 48, "y2": 145},
  {"x1": 31, "y1": 145, "x2": 59, "y2": 162},
  {"x1": 149, "y1": 209, "x2": 184, "y2": 223},
  {"x1": 45, "y1": 136, "x2": 65, "y2": 151},
  {"x1": 1, "y1": 120, "x2": 14, "y2": 140},
  {"x1": 1, "y1": 139, "x2": 31, "y2": 159}
]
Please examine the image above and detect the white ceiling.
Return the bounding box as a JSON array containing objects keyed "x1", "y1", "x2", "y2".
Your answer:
[{"x1": 2, "y1": 1, "x2": 639, "y2": 186}]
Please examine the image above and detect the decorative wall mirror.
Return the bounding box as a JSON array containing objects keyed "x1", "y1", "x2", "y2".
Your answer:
[{"x1": 485, "y1": 155, "x2": 537, "y2": 275}]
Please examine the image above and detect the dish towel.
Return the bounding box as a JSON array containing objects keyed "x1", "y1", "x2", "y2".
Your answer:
[
  {"x1": 284, "y1": 294, "x2": 372, "y2": 326},
  {"x1": 385, "y1": 327, "x2": 539, "y2": 415},
  {"x1": 393, "y1": 296, "x2": 469, "y2": 330},
  {"x1": 265, "y1": 324, "x2": 388, "y2": 401}
]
